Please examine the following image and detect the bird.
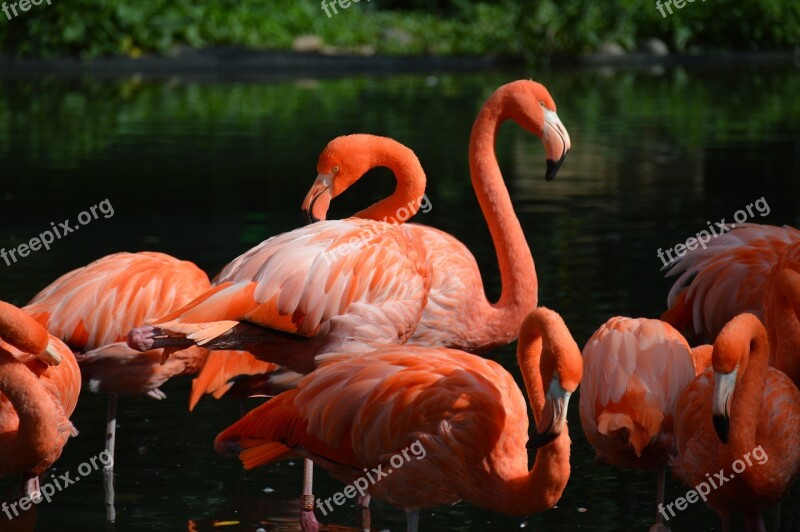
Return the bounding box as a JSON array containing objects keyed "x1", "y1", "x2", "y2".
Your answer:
[
  {"x1": 762, "y1": 240, "x2": 800, "y2": 386},
  {"x1": 662, "y1": 223, "x2": 800, "y2": 343},
  {"x1": 0, "y1": 300, "x2": 80, "y2": 500},
  {"x1": 23, "y1": 252, "x2": 216, "y2": 489},
  {"x1": 302, "y1": 79, "x2": 571, "y2": 353},
  {"x1": 213, "y1": 307, "x2": 583, "y2": 532},
  {"x1": 672, "y1": 313, "x2": 800, "y2": 531},
  {"x1": 579, "y1": 317, "x2": 710, "y2": 530}
]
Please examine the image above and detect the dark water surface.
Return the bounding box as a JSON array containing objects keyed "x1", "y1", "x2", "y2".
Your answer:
[{"x1": 1, "y1": 64, "x2": 799, "y2": 531}]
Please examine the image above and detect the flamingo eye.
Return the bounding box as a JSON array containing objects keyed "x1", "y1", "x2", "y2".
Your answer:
[{"x1": 332, "y1": 166, "x2": 339, "y2": 173}]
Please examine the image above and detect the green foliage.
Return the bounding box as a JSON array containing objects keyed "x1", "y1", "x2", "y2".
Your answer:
[{"x1": 0, "y1": 0, "x2": 797, "y2": 58}]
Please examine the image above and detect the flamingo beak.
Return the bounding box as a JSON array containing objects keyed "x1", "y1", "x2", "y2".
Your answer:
[
  {"x1": 301, "y1": 173, "x2": 334, "y2": 224},
  {"x1": 712, "y1": 369, "x2": 737, "y2": 443},
  {"x1": 542, "y1": 109, "x2": 571, "y2": 182},
  {"x1": 38, "y1": 340, "x2": 63, "y2": 366},
  {"x1": 528, "y1": 375, "x2": 571, "y2": 449}
]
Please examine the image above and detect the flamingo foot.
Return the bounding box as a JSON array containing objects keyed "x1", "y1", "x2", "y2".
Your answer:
[
  {"x1": 299, "y1": 494, "x2": 319, "y2": 532},
  {"x1": 147, "y1": 388, "x2": 167, "y2": 400},
  {"x1": 127, "y1": 326, "x2": 194, "y2": 352}
]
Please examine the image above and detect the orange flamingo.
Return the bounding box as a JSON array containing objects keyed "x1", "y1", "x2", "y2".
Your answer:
[
  {"x1": 0, "y1": 300, "x2": 80, "y2": 499},
  {"x1": 762, "y1": 240, "x2": 800, "y2": 385},
  {"x1": 302, "y1": 79, "x2": 571, "y2": 353},
  {"x1": 662, "y1": 223, "x2": 800, "y2": 342},
  {"x1": 23, "y1": 252, "x2": 215, "y2": 477},
  {"x1": 214, "y1": 307, "x2": 582, "y2": 532},
  {"x1": 579, "y1": 317, "x2": 710, "y2": 530},
  {"x1": 672, "y1": 313, "x2": 800, "y2": 531}
]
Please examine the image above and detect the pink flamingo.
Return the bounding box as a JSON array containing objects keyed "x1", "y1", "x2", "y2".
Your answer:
[
  {"x1": 579, "y1": 317, "x2": 710, "y2": 530},
  {"x1": 214, "y1": 307, "x2": 583, "y2": 532}
]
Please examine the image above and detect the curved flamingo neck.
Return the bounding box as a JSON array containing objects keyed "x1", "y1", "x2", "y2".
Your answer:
[
  {"x1": 0, "y1": 353, "x2": 59, "y2": 474},
  {"x1": 352, "y1": 138, "x2": 426, "y2": 223},
  {"x1": 467, "y1": 96, "x2": 538, "y2": 348},
  {"x1": 0, "y1": 301, "x2": 49, "y2": 354},
  {"x1": 725, "y1": 322, "x2": 770, "y2": 456},
  {"x1": 481, "y1": 311, "x2": 572, "y2": 515}
]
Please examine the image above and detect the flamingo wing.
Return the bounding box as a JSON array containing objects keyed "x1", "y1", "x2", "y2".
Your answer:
[
  {"x1": 662, "y1": 224, "x2": 800, "y2": 341},
  {"x1": 25, "y1": 252, "x2": 211, "y2": 350},
  {"x1": 152, "y1": 220, "x2": 430, "y2": 353},
  {"x1": 215, "y1": 346, "x2": 520, "y2": 507}
]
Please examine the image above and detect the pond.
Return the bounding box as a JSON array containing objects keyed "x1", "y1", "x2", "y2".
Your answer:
[{"x1": 1, "y1": 62, "x2": 799, "y2": 531}]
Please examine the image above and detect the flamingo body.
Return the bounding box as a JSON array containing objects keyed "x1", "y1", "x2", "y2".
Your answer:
[
  {"x1": 580, "y1": 317, "x2": 697, "y2": 470},
  {"x1": 0, "y1": 302, "x2": 80, "y2": 487},
  {"x1": 663, "y1": 224, "x2": 800, "y2": 341},
  {"x1": 215, "y1": 308, "x2": 583, "y2": 522}
]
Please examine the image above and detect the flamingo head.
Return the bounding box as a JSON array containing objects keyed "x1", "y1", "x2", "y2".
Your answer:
[
  {"x1": 710, "y1": 312, "x2": 764, "y2": 443},
  {"x1": 303, "y1": 134, "x2": 402, "y2": 224},
  {"x1": 525, "y1": 308, "x2": 583, "y2": 449},
  {"x1": 491, "y1": 80, "x2": 572, "y2": 181}
]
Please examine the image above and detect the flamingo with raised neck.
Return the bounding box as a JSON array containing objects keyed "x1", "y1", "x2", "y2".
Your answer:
[{"x1": 302, "y1": 79, "x2": 571, "y2": 353}]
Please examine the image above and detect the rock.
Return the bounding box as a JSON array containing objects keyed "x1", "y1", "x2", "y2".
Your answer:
[
  {"x1": 292, "y1": 34, "x2": 324, "y2": 53},
  {"x1": 382, "y1": 28, "x2": 414, "y2": 46},
  {"x1": 598, "y1": 42, "x2": 626, "y2": 56},
  {"x1": 355, "y1": 45, "x2": 376, "y2": 56},
  {"x1": 640, "y1": 37, "x2": 670, "y2": 56}
]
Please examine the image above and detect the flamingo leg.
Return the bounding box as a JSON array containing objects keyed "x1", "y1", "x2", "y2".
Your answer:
[
  {"x1": 357, "y1": 493, "x2": 371, "y2": 532},
  {"x1": 407, "y1": 509, "x2": 419, "y2": 532},
  {"x1": 22, "y1": 472, "x2": 40, "y2": 501},
  {"x1": 104, "y1": 393, "x2": 117, "y2": 523},
  {"x1": 299, "y1": 458, "x2": 318, "y2": 532},
  {"x1": 656, "y1": 467, "x2": 665, "y2": 524},
  {"x1": 773, "y1": 500, "x2": 782, "y2": 532}
]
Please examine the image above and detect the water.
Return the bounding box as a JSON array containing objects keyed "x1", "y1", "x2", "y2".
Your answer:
[{"x1": 1, "y1": 63, "x2": 799, "y2": 531}]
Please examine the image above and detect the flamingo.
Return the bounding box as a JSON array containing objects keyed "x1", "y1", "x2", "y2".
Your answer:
[
  {"x1": 762, "y1": 241, "x2": 800, "y2": 385},
  {"x1": 128, "y1": 79, "x2": 571, "y2": 367},
  {"x1": 672, "y1": 313, "x2": 800, "y2": 531},
  {"x1": 662, "y1": 223, "x2": 800, "y2": 342},
  {"x1": 302, "y1": 79, "x2": 571, "y2": 353},
  {"x1": 579, "y1": 317, "x2": 711, "y2": 530},
  {"x1": 23, "y1": 251, "x2": 218, "y2": 520},
  {"x1": 214, "y1": 307, "x2": 583, "y2": 532},
  {"x1": 0, "y1": 300, "x2": 80, "y2": 500}
]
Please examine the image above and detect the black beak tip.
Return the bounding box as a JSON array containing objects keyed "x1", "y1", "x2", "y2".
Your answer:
[
  {"x1": 302, "y1": 209, "x2": 318, "y2": 225},
  {"x1": 545, "y1": 152, "x2": 567, "y2": 182},
  {"x1": 527, "y1": 430, "x2": 557, "y2": 449},
  {"x1": 713, "y1": 414, "x2": 730, "y2": 443}
]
